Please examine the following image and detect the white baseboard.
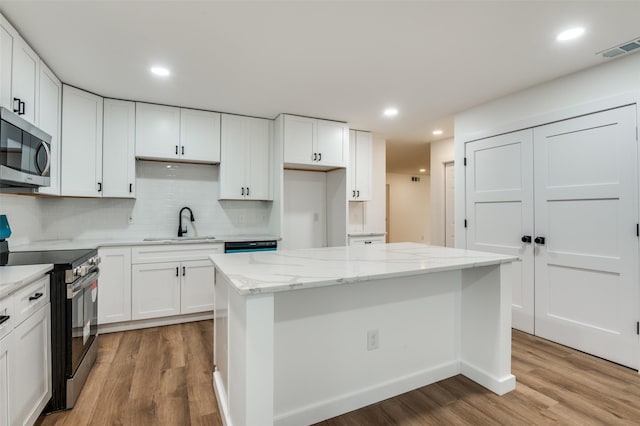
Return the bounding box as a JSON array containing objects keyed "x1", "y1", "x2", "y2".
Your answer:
[
  {"x1": 460, "y1": 361, "x2": 516, "y2": 395},
  {"x1": 98, "y1": 312, "x2": 213, "y2": 334},
  {"x1": 213, "y1": 371, "x2": 232, "y2": 426},
  {"x1": 274, "y1": 361, "x2": 460, "y2": 426}
]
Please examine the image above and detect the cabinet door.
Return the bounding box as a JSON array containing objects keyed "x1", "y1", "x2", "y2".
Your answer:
[
  {"x1": 219, "y1": 114, "x2": 248, "y2": 200},
  {"x1": 348, "y1": 130, "x2": 357, "y2": 199},
  {"x1": 354, "y1": 131, "x2": 372, "y2": 200},
  {"x1": 0, "y1": 18, "x2": 14, "y2": 111},
  {"x1": 98, "y1": 247, "x2": 132, "y2": 325},
  {"x1": 0, "y1": 332, "x2": 12, "y2": 426},
  {"x1": 132, "y1": 262, "x2": 181, "y2": 320},
  {"x1": 36, "y1": 62, "x2": 62, "y2": 196},
  {"x1": 61, "y1": 85, "x2": 104, "y2": 197},
  {"x1": 11, "y1": 304, "x2": 51, "y2": 426},
  {"x1": 11, "y1": 36, "x2": 39, "y2": 125},
  {"x1": 135, "y1": 102, "x2": 180, "y2": 161},
  {"x1": 245, "y1": 116, "x2": 272, "y2": 200},
  {"x1": 180, "y1": 108, "x2": 221, "y2": 164},
  {"x1": 181, "y1": 260, "x2": 215, "y2": 314},
  {"x1": 103, "y1": 99, "x2": 136, "y2": 198},
  {"x1": 283, "y1": 115, "x2": 314, "y2": 165},
  {"x1": 316, "y1": 119, "x2": 347, "y2": 167}
]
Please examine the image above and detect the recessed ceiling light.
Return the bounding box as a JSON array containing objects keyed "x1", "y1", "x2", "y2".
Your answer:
[
  {"x1": 432, "y1": 129, "x2": 443, "y2": 135},
  {"x1": 419, "y1": 168, "x2": 426, "y2": 173},
  {"x1": 556, "y1": 27, "x2": 585, "y2": 42},
  {"x1": 383, "y1": 107, "x2": 398, "y2": 117},
  {"x1": 151, "y1": 66, "x2": 171, "y2": 77}
]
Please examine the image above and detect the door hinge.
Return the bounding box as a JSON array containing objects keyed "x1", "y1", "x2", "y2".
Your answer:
[
  {"x1": 463, "y1": 157, "x2": 467, "y2": 166},
  {"x1": 464, "y1": 219, "x2": 468, "y2": 228}
]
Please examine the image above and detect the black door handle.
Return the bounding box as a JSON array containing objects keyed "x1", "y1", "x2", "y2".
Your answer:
[
  {"x1": 13, "y1": 97, "x2": 20, "y2": 113},
  {"x1": 534, "y1": 237, "x2": 546, "y2": 245},
  {"x1": 29, "y1": 292, "x2": 43, "y2": 301},
  {"x1": 313, "y1": 153, "x2": 317, "y2": 161},
  {"x1": 357, "y1": 190, "x2": 360, "y2": 198},
  {"x1": 19, "y1": 101, "x2": 25, "y2": 115},
  {"x1": 241, "y1": 187, "x2": 245, "y2": 196},
  {"x1": 97, "y1": 182, "x2": 102, "y2": 192},
  {"x1": 318, "y1": 152, "x2": 322, "y2": 161},
  {"x1": 176, "y1": 145, "x2": 179, "y2": 155},
  {"x1": 0, "y1": 315, "x2": 9, "y2": 325},
  {"x1": 129, "y1": 183, "x2": 133, "y2": 193},
  {"x1": 353, "y1": 190, "x2": 356, "y2": 198},
  {"x1": 246, "y1": 187, "x2": 250, "y2": 196},
  {"x1": 176, "y1": 267, "x2": 179, "y2": 276},
  {"x1": 182, "y1": 266, "x2": 186, "y2": 276},
  {"x1": 521, "y1": 235, "x2": 532, "y2": 243},
  {"x1": 181, "y1": 146, "x2": 185, "y2": 155}
]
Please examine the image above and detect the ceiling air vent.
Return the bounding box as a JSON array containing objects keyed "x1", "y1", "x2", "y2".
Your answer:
[{"x1": 599, "y1": 38, "x2": 640, "y2": 59}]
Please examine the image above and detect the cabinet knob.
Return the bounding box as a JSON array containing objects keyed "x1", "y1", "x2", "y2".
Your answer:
[
  {"x1": 534, "y1": 236, "x2": 546, "y2": 245},
  {"x1": 521, "y1": 235, "x2": 532, "y2": 243}
]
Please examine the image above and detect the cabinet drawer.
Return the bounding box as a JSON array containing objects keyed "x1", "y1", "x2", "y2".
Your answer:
[
  {"x1": 132, "y1": 243, "x2": 224, "y2": 264},
  {"x1": 0, "y1": 294, "x2": 14, "y2": 340},
  {"x1": 348, "y1": 235, "x2": 386, "y2": 246},
  {"x1": 13, "y1": 276, "x2": 50, "y2": 326}
]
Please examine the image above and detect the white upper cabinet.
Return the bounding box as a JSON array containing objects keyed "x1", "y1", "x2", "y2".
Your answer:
[
  {"x1": 135, "y1": 102, "x2": 180, "y2": 160},
  {"x1": 283, "y1": 114, "x2": 348, "y2": 170},
  {"x1": 36, "y1": 62, "x2": 61, "y2": 196},
  {"x1": 349, "y1": 130, "x2": 372, "y2": 201},
  {"x1": 103, "y1": 99, "x2": 136, "y2": 198},
  {"x1": 0, "y1": 14, "x2": 40, "y2": 125},
  {"x1": 179, "y1": 108, "x2": 221, "y2": 163},
  {"x1": 219, "y1": 114, "x2": 272, "y2": 200},
  {"x1": 11, "y1": 36, "x2": 38, "y2": 125},
  {"x1": 60, "y1": 85, "x2": 104, "y2": 197},
  {"x1": 136, "y1": 103, "x2": 220, "y2": 164}
]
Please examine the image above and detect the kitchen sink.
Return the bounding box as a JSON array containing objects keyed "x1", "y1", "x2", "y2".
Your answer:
[{"x1": 143, "y1": 235, "x2": 217, "y2": 242}]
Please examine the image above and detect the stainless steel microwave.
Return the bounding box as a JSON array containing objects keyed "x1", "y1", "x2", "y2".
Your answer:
[{"x1": 0, "y1": 107, "x2": 51, "y2": 189}]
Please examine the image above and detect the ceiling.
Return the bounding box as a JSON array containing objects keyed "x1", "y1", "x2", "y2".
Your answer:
[{"x1": 1, "y1": 1, "x2": 639, "y2": 169}]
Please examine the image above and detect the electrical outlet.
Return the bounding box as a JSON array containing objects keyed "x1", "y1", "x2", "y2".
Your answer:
[{"x1": 367, "y1": 329, "x2": 379, "y2": 351}]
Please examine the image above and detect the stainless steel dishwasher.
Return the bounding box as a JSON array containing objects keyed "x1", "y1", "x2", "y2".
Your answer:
[{"x1": 224, "y1": 240, "x2": 277, "y2": 253}]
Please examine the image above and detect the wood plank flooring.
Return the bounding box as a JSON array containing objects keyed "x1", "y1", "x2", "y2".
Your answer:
[{"x1": 36, "y1": 321, "x2": 640, "y2": 425}]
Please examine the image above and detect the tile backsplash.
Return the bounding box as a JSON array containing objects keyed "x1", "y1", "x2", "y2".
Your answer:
[{"x1": 0, "y1": 161, "x2": 274, "y2": 244}]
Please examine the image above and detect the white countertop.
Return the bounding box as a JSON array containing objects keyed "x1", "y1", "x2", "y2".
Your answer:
[
  {"x1": 347, "y1": 232, "x2": 386, "y2": 237},
  {"x1": 0, "y1": 264, "x2": 53, "y2": 298},
  {"x1": 11, "y1": 234, "x2": 280, "y2": 252},
  {"x1": 210, "y1": 242, "x2": 518, "y2": 296}
]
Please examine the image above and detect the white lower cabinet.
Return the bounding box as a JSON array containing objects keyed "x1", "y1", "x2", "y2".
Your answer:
[
  {"x1": 180, "y1": 260, "x2": 215, "y2": 314},
  {"x1": 0, "y1": 332, "x2": 11, "y2": 426},
  {"x1": 11, "y1": 304, "x2": 51, "y2": 426},
  {"x1": 132, "y1": 262, "x2": 181, "y2": 320},
  {"x1": 129, "y1": 243, "x2": 222, "y2": 322},
  {"x1": 98, "y1": 247, "x2": 132, "y2": 324},
  {"x1": 0, "y1": 273, "x2": 51, "y2": 426}
]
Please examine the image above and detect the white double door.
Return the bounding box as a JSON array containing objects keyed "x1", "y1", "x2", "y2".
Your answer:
[{"x1": 465, "y1": 105, "x2": 639, "y2": 368}]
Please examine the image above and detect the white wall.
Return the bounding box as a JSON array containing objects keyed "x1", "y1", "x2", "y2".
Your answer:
[
  {"x1": 429, "y1": 138, "x2": 454, "y2": 246},
  {"x1": 454, "y1": 53, "x2": 640, "y2": 248},
  {"x1": 0, "y1": 161, "x2": 274, "y2": 245},
  {"x1": 282, "y1": 170, "x2": 327, "y2": 250},
  {"x1": 386, "y1": 173, "x2": 430, "y2": 243},
  {"x1": 349, "y1": 136, "x2": 386, "y2": 234}
]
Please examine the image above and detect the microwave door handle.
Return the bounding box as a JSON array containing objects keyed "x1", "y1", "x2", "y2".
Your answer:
[{"x1": 38, "y1": 140, "x2": 51, "y2": 176}]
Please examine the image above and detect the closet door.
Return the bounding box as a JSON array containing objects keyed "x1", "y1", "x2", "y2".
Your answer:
[
  {"x1": 533, "y1": 105, "x2": 639, "y2": 369},
  {"x1": 465, "y1": 129, "x2": 535, "y2": 333}
]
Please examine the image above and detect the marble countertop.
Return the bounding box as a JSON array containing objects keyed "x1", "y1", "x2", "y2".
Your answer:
[
  {"x1": 11, "y1": 234, "x2": 280, "y2": 252},
  {"x1": 210, "y1": 242, "x2": 518, "y2": 296},
  {"x1": 0, "y1": 264, "x2": 53, "y2": 299}
]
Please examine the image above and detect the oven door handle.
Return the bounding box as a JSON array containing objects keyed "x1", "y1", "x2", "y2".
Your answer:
[{"x1": 67, "y1": 270, "x2": 99, "y2": 299}]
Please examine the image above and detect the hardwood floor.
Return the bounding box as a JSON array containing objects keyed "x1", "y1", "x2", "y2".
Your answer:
[{"x1": 37, "y1": 322, "x2": 640, "y2": 425}]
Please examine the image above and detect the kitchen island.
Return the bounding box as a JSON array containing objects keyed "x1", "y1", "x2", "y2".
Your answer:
[{"x1": 210, "y1": 242, "x2": 517, "y2": 426}]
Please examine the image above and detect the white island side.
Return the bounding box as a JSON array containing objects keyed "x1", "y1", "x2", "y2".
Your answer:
[{"x1": 210, "y1": 242, "x2": 518, "y2": 426}]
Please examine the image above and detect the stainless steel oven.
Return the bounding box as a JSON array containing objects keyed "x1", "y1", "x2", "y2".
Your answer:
[{"x1": 67, "y1": 268, "x2": 99, "y2": 388}]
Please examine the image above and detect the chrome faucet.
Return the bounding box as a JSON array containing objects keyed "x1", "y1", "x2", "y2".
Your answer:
[{"x1": 178, "y1": 207, "x2": 195, "y2": 237}]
